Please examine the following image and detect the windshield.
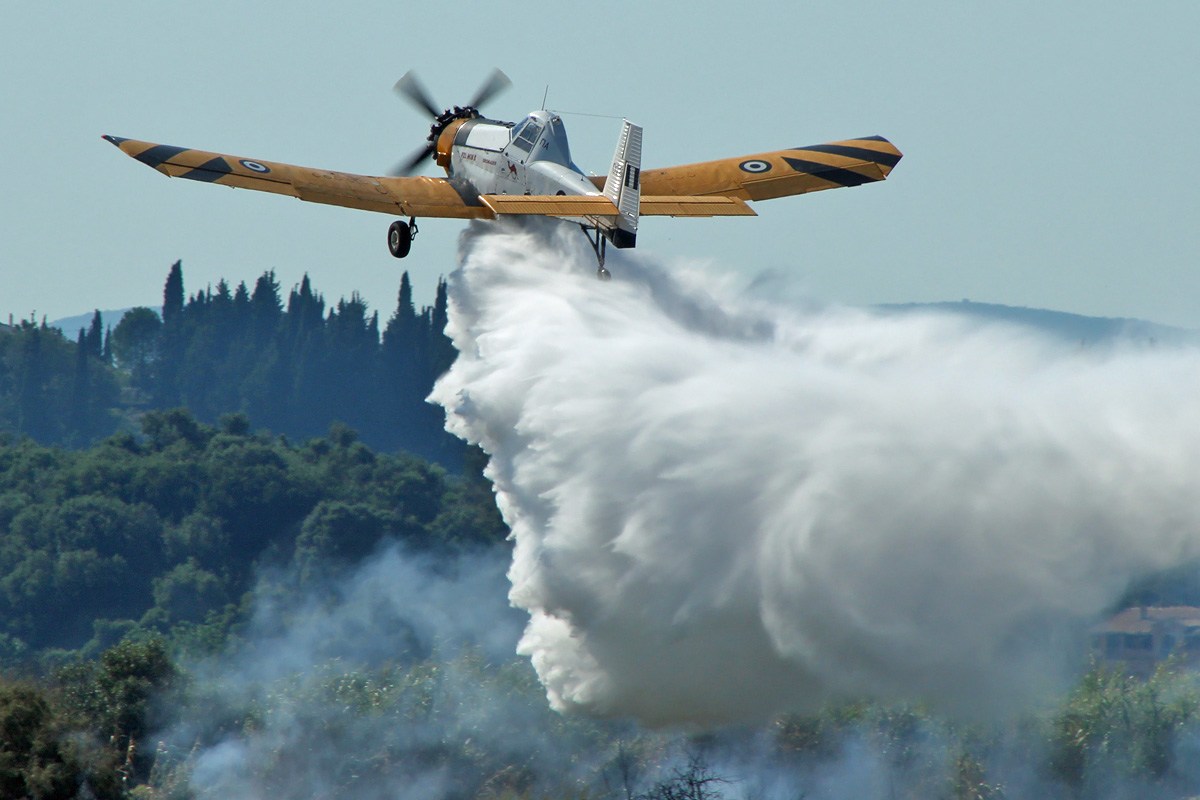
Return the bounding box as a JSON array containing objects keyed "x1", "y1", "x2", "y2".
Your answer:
[{"x1": 511, "y1": 119, "x2": 543, "y2": 153}]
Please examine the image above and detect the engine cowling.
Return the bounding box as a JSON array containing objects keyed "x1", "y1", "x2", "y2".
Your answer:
[{"x1": 429, "y1": 107, "x2": 479, "y2": 169}]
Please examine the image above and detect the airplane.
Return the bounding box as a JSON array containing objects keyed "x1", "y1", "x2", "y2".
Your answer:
[{"x1": 103, "y1": 70, "x2": 901, "y2": 279}]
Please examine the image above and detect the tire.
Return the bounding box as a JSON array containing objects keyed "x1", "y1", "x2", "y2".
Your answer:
[{"x1": 387, "y1": 220, "x2": 412, "y2": 258}]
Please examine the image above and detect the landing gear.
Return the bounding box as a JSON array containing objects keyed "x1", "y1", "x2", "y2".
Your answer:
[
  {"x1": 579, "y1": 224, "x2": 611, "y2": 280},
  {"x1": 387, "y1": 218, "x2": 419, "y2": 258}
]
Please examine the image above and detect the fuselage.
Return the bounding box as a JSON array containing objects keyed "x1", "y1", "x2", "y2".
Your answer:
[{"x1": 446, "y1": 110, "x2": 600, "y2": 198}]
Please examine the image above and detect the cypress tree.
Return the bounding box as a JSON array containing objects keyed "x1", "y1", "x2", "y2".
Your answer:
[
  {"x1": 157, "y1": 261, "x2": 185, "y2": 407},
  {"x1": 163, "y1": 260, "x2": 184, "y2": 325},
  {"x1": 250, "y1": 271, "x2": 283, "y2": 339},
  {"x1": 428, "y1": 277, "x2": 456, "y2": 379},
  {"x1": 381, "y1": 273, "x2": 427, "y2": 451},
  {"x1": 398, "y1": 271, "x2": 414, "y2": 325},
  {"x1": 287, "y1": 274, "x2": 324, "y2": 334},
  {"x1": 70, "y1": 328, "x2": 90, "y2": 442},
  {"x1": 85, "y1": 310, "x2": 103, "y2": 359}
]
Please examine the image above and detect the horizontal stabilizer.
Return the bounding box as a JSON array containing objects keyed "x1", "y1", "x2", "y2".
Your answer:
[
  {"x1": 640, "y1": 196, "x2": 756, "y2": 217},
  {"x1": 480, "y1": 195, "x2": 619, "y2": 217}
]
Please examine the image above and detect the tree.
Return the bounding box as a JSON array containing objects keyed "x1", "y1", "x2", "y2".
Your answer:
[
  {"x1": 293, "y1": 500, "x2": 396, "y2": 584},
  {"x1": 1049, "y1": 662, "x2": 1200, "y2": 790},
  {"x1": 428, "y1": 276, "x2": 456, "y2": 379},
  {"x1": 156, "y1": 261, "x2": 186, "y2": 407},
  {"x1": 150, "y1": 559, "x2": 229, "y2": 624},
  {"x1": 85, "y1": 309, "x2": 104, "y2": 360},
  {"x1": 56, "y1": 636, "x2": 179, "y2": 778},
  {"x1": 141, "y1": 408, "x2": 210, "y2": 451},
  {"x1": 381, "y1": 272, "x2": 429, "y2": 450},
  {"x1": 250, "y1": 270, "x2": 283, "y2": 340},
  {"x1": 70, "y1": 329, "x2": 90, "y2": 441},
  {"x1": 0, "y1": 682, "x2": 84, "y2": 799},
  {"x1": 162, "y1": 260, "x2": 184, "y2": 326},
  {"x1": 0, "y1": 321, "x2": 81, "y2": 444},
  {"x1": 636, "y1": 754, "x2": 727, "y2": 800},
  {"x1": 109, "y1": 307, "x2": 162, "y2": 394}
]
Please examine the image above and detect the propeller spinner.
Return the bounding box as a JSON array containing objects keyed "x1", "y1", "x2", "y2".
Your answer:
[{"x1": 390, "y1": 68, "x2": 511, "y2": 177}]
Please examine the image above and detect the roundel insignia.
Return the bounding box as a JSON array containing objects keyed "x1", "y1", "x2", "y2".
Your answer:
[
  {"x1": 739, "y1": 159, "x2": 772, "y2": 174},
  {"x1": 240, "y1": 159, "x2": 271, "y2": 174}
]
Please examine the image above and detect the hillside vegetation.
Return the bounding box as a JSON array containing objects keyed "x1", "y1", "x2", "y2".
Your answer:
[{"x1": 1, "y1": 262, "x2": 459, "y2": 464}]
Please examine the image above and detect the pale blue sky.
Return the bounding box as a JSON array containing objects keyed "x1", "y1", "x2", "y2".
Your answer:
[{"x1": 3, "y1": 2, "x2": 1198, "y2": 326}]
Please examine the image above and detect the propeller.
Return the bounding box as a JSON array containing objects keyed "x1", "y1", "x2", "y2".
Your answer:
[
  {"x1": 391, "y1": 143, "x2": 436, "y2": 178},
  {"x1": 466, "y1": 68, "x2": 512, "y2": 110},
  {"x1": 393, "y1": 71, "x2": 440, "y2": 118},
  {"x1": 389, "y1": 69, "x2": 512, "y2": 177}
]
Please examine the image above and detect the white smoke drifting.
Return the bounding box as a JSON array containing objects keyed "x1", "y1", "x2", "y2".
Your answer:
[
  {"x1": 179, "y1": 545, "x2": 616, "y2": 800},
  {"x1": 433, "y1": 219, "x2": 1200, "y2": 726}
]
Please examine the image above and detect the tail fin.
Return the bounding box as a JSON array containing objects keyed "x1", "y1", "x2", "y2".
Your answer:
[{"x1": 602, "y1": 120, "x2": 642, "y2": 248}]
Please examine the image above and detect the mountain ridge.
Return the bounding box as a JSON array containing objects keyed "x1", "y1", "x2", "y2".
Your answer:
[{"x1": 876, "y1": 299, "x2": 1197, "y2": 345}]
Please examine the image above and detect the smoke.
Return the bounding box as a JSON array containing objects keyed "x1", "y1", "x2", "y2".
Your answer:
[
  {"x1": 176, "y1": 544, "x2": 625, "y2": 800},
  {"x1": 432, "y1": 218, "x2": 1200, "y2": 726}
]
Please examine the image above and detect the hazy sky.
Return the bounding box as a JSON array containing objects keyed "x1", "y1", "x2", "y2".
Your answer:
[{"x1": 3, "y1": 2, "x2": 1198, "y2": 326}]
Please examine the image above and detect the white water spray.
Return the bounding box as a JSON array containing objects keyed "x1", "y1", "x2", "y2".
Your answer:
[{"x1": 432, "y1": 219, "x2": 1200, "y2": 726}]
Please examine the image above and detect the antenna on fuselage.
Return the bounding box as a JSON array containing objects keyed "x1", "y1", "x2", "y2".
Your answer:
[{"x1": 542, "y1": 85, "x2": 549, "y2": 111}]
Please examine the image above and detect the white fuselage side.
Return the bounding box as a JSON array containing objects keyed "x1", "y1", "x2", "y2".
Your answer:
[{"x1": 448, "y1": 110, "x2": 600, "y2": 199}]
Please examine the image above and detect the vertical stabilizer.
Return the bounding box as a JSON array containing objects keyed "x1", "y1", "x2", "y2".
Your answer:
[{"x1": 602, "y1": 120, "x2": 642, "y2": 248}]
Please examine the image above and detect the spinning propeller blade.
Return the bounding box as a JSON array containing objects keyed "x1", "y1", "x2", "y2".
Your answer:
[
  {"x1": 389, "y1": 144, "x2": 436, "y2": 178},
  {"x1": 393, "y1": 71, "x2": 440, "y2": 118},
  {"x1": 390, "y1": 69, "x2": 510, "y2": 176},
  {"x1": 467, "y1": 68, "x2": 512, "y2": 110}
]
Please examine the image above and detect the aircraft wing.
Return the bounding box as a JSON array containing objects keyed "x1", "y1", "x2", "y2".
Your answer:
[
  {"x1": 631, "y1": 136, "x2": 902, "y2": 202},
  {"x1": 102, "y1": 135, "x2": 490, "y2": 219}
]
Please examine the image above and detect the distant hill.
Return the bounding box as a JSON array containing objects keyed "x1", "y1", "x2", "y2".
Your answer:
[
  {"x1": 49, "y1": 307, "x2": 142, "y2": 338},
  {"x1": 49, "y1": 301, "x2": 1197, "y2": 348},
  {"x1": 877, "y1": 300, "x2": 1198, "y2": 347}
]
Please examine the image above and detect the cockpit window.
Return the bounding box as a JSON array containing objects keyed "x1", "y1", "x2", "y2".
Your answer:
[{"x1": 511, "y1": 120, "x2": 543, "y2": 153}]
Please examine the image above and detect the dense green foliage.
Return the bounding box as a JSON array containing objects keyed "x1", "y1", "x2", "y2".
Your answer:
[
  {"x1": 0, "y1": 318, "x2": 120, "y2": 447},
  {"x1": 0, "y1": 409, "x2": 504, "y2": 659},
  {"x1": 0, "y1": 682, "x2": 91, "y2": 799},
  {"x1": 0, "y1": 409, "x2": 505, "y2": 797},
  {"x1": 0, "y1": 262, "x2": 460, "y2": 465}
]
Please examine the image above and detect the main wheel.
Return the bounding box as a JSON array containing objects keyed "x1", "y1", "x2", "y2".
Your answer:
[{"x1": 387, "y1": 220, "x2": 412, "y2": 258}]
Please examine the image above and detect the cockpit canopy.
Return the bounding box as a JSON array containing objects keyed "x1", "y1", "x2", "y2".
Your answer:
[
  {"x1": 512, "y1": 112, "x2": 572, "y2": 165},
  {"x1": 510, "y1": 117, "x2": 542, "y2": 153}
]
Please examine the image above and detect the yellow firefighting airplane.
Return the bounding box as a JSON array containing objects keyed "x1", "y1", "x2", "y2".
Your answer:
[{"x1": 104, "y1": 70, "x2": 901, "y2": 279}]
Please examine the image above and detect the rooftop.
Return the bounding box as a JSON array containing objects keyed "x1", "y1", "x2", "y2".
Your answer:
[{"x1": 1094, "y1": 606, "x2": 1200, "y2": 634}]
